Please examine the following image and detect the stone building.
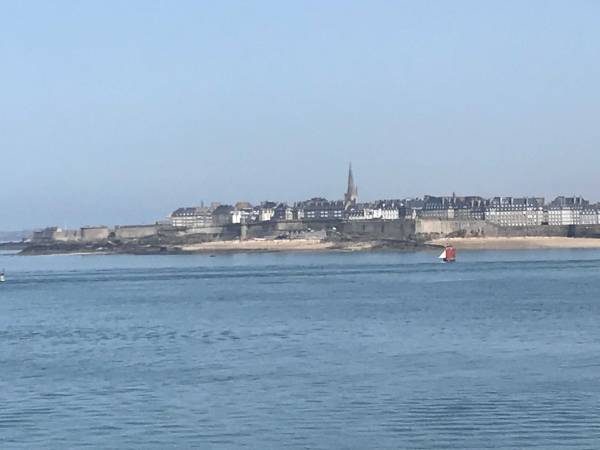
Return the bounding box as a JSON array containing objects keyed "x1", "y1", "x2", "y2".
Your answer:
[
  {"x1": 80, "y1": 226, "x2": 109, "y2": 242},
  {"x1": 485, "y1": 206, "x2": 545, "y2": 226},
  {"x1": 258, "y1": 201, "x2": 277, "y2": 222},
  {"x1": 114, "y1": 225, "x2": 158, "y2": 240},
  {"x1": 547, "y1": 207, "x2": 599, "y2": 225},
  {"x1": 550, "y1": 196, "x2": 589, "y2": 208},
  {"x1": 273, "y1": 203, "x2": 294, "y2": 221},
  {"x1": 347, "y1": 200, "x2": 403, "y2": 221},
  {"x1": 170, "y1": 207, "x2": 212, "y2": 228},
  {"x1": 347, "y1": 207, "x2": 378, "y2": 221},
  {"x1": 547, "y1": 197, "x2": 596, "y2": 225},
  {"x1": 212, "y1": 205, "x2": 235, "y2": 226},
  {"x1": 32, "y1": 227, "x2": 79, "y2": 242},
  {"x1": 484, "y1": 197, "x2": 546, "y2": 226},
  {"x1": 419, "y1": 195, "x2": 487, "y2": 220},
  {"x1": 297, "y1": 198, "x2": 345, "y2": 220}
]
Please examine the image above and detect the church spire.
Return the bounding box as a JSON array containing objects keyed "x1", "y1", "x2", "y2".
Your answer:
[{"x1": 344, "y1": 162, "x2": 358, "y2": 209}]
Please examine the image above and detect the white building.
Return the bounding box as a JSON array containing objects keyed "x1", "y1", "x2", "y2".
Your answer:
[
  {"x1": 485, "y1": 206, "x2": 545, "y2": 227},
  {"x1": 259, "y1": 208, "x2": 275, "y2": 222},
  {"x1": 579, "y1": 209, "x2": 600, "y2": 225},
  {"x1": 347, "y1": 206, "x2": 400, "y2": 221},
  {"x1": 379, "y1": 207, "x2": 400, "y2": 220},
  {"x1": 230, "y1": 210, "x2": 242, "y2": 224},
  {"x1": 548, "y1": 207, "x2": 600, "y2": 225},
  {"x1": 348, "y1": 208, "x2": 376, "y2": 220},
  {"x1": 418, "y1": 206, "x2": 455, "y2": 220}
]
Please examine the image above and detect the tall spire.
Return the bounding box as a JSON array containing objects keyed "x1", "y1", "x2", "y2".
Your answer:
[{"x1": 344, "y1": 162, "x2": 358, "y2": 209}]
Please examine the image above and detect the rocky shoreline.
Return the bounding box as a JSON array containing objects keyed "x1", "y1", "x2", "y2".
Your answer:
[
  {"x1": 18, "y1": 238, "x2": 427, "y2": 256},
  {"x1": 18, "y1": 235, "x2": 600, "y2": 256},
  {"x1": 0, "y1": 241, "x2": 27, "y2": 251}
]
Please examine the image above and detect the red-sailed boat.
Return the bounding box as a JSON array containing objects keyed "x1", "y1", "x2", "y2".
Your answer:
[{"x1": 438, "y1": 245, "x2": 456, "y2": 263}]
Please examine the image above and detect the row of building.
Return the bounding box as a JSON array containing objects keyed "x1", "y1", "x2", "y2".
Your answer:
[
  {"x1": 167, "y1": 165, "x2": 600, "y2": 229},
  {"x1": 30, "y1": 166, "x2": 600, "y2": 242},
  {"x1": 169, "y1": 199, "x2": 343, "y2": 228},
  {"x1": 168, "y1": 195, "x2": 600, "y2": 229},
  {"x1": 417, "y1": 195, "x2": 599, "y2": 226}
]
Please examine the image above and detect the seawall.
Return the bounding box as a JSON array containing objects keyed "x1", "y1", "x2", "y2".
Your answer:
[
  {"x1": 338, "y1": 219, "x2": 415, "y2": 240},
  {"x1": 415, "y1": 219, "x2": 600, "y2": 240}
]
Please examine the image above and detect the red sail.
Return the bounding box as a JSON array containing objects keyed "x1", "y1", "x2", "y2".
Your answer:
[{"x1": 445, "y1": 246, "x2": 456, "y2": 261}]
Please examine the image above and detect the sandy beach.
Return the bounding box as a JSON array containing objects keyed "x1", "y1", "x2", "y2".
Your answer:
[
  {"x1": 428, "y1": 236, "x2": 600, "y2": 250},
  {"x1": 180, "y1": 239, "x2": 339, "y2": 253}
]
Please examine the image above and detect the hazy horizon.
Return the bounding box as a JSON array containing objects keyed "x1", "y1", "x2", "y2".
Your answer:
[{"x1": 2, "y1": 1, "x2": 600, "y2": 230}]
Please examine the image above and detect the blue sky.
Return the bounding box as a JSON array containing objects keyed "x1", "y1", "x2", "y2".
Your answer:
[{"x1": 1, "y1": 1, "x2": 599, "y2": 229}]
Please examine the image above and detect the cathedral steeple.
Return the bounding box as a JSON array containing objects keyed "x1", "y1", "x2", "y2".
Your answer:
[{"x1": 344, "y1": 163, "x2": 358, "y2": 209}]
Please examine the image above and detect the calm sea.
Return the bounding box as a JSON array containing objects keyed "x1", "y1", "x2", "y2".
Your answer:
[{"x1": 1, "y1": 249, "x2": 600, "y2": 449}]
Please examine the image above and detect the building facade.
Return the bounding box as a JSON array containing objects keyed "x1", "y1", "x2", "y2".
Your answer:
[
  {"x1": 273, "y1": 203, "x2": 294, "y2": 221},
  {"x1": 212, "y1": 205, "x2": 235, "y2": 226},
  {"x1": 485, "y1": 206, "x2": 545, "y2": 226},
  {"x1": 298, "y1": 198, "x2": 345, "y2": 220},
  {"x1": 547, "y1": 207, "x2": 600, "y2": 225},
  {"x1": 169, "y1": 207, "x2": 213, "y2": 228},
  {"x1": 258, "y1": 201, "x2": 277, "y2": 222}
]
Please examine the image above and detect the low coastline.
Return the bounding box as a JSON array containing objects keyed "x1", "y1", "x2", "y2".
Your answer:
[
  {"x1": 17, "y1": 236, "x2": 600, "y2": 256},
  {"x1": 18, "y1": 238, "x2": 424, "y2": 256}
]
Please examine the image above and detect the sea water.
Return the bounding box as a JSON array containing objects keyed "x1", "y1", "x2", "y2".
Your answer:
[{"x1": 1, "y1": 249, "x2": 600, "y2": 449}]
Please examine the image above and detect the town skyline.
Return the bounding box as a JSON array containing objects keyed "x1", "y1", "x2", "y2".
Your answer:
[
  {"x1": 2, "y1": 161, "x2": 599, "y2": 232},
  {"x1": 7, "y1": 163, "x2": 599, "y2": 234},
  {"x1": 24, "y1": 174, "x2": 600, "y2": 251}
]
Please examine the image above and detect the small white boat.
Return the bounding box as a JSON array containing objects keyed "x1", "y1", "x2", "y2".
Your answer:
[{"x1": 0, "y1": 271, "x2": 5, "y2": 283}]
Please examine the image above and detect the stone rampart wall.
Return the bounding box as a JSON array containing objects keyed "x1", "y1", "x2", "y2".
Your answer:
[
  {"x1": 53, "y1": 230, "x2": 82, "y2": 242},
  {"x1": 415, "y1": 219, "x2": 498, "y2": 239},
  {"x1": 81, "y1": 227, "x2": 109, "y2": 242},
  {"x1": 114, "y1": 225, "x2": 158, "y2": 240},
  {"x1": 33, "y1": 220, "x2": 600, "y2": 246},
  {"x1": 415, "y1": 219, "x2": 600, "y2": 239},
  {"x1": 339, "y1": 219, "x2": 415, "y2": 240}
]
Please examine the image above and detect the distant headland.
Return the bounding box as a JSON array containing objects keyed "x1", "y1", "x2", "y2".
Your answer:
[{"x1": 13, "y1": 164, "x2": 600, "y2": 255}]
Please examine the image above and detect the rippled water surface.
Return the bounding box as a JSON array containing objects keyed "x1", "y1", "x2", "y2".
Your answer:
[{"x1": 1, "y1": 249, "x2": 600, "y2": 449}]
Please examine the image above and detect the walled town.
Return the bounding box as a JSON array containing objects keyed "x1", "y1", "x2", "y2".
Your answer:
[{"x1": 24, "y1": 165, "x2": 600, "y2": 254}]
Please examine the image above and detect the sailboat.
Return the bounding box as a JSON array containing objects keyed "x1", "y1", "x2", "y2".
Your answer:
[{"x1": 438, "y1": 245, "x2": 456, "y2": 263}]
